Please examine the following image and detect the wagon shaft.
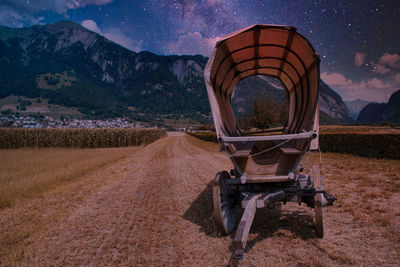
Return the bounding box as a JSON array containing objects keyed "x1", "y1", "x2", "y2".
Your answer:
[{"x1": 234, "y1": 194, "x2": 260, "y2": 259}]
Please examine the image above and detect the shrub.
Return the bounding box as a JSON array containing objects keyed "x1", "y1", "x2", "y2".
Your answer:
[
  {"x1": 319, "y1": 134, "x2": 400, "y2": 160},
  {"x1": 187, "y1": 131, "x2": 400, "y2": 160}
]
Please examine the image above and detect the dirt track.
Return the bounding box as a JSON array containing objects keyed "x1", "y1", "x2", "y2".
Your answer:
[{"x1": 2, "y1": 133, "x2": 399, "y2": 266}]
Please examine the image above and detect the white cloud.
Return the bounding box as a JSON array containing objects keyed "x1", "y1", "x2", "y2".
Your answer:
[
  {"x1": 364, "y1": 78, "x2": 391, "y2": 89},
  {"x1": 65, "y1": 0, "x2": 113, "y2": 10},
  {"x1": 0, "y1": 0, "x2": 114, "y2": 26},
  {"x1": 375, "y1": 64, "x2": 391, "y2": 75},
  {"x1": 321, "y1": 72, "x2": 353, "y2": 87},
  {"x1": 0, "y1": 5, "x2": 45, "y2": 27},
  {"x1": 321, "y1": 72, "x2": 396, "y2": 103},
  {"x1": 167, "y1": 31, "x2": 219, "y2": 56},
  {"x1": 355, "y1": 52, "x2": 366, "y2": 67},
  {"x1": 370, "y1": 52, "x2": 400, "y2": 75},
  {"x1": 379, "y1": 53, "x2": 400, "y2": 68},
  {"x1": 81, "y1": 19, "x2": 101, "y2": 34},
  {"x1": 80, "y1": 20, "x2": 142, "y2": 52},
  {"x1": 104, "y1": 28, "x2": 142, "y2": 52},
  {"x1": 394, "y1": 73, "x2": 400, "y2": 84}
]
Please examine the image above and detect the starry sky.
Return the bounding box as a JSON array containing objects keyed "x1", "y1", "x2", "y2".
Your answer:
[{"x1": 1, "y1": 0, "x2": 400, "y2": 103}]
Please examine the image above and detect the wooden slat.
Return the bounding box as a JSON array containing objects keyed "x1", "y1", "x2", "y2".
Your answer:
[
  {"x1": 273, "y1": 140, "x2": 304, "y2": 154},
  {"x1": 229, "y1": 141, "x2": 254, "y2": 158},
  {"x1": 279, "y1": 145, "x2": 304, "y2": 155},
  {"x1": 230, "y1": 149, "x2": 252, "y2": 157},
  {"x1": 221, "y1": 131, "x2": 315, "y2": 143},
  {"x1": 246, "y1": 175, "x2": 290, "y2": 183}
]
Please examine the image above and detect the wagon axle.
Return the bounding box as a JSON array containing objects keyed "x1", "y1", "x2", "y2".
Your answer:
[
  {"x1": 239, "y1": 188, "x2": 336, "y2": 209},
  {"x1": 213, "y1": 166, "x2": 336, "y2": 259}
]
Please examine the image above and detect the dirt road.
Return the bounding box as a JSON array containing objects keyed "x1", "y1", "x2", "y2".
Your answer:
[{"x1": 2, "y1": 133, "x2": 399, "y2": 266}]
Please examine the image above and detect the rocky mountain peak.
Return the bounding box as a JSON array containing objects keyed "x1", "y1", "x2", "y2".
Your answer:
[
  {"x1": 319, "y1": 80, "x2": 353, "y2": 123},
  {"x1": 0, "y1": 21, "x2": 353, "y2": 124}
]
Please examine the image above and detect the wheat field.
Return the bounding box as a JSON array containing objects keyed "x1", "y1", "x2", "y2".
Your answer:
[
  {"x1": 0, "y1": 134, "x2": 399, "y2": 265},
  {"x1": 0, "y1": 147, "x2": 140, "y2": 211}
]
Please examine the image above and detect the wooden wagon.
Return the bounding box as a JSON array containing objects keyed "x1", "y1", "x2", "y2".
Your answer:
[{"x1": 204, "y1": 25, "x2": 336, "y2": 259}]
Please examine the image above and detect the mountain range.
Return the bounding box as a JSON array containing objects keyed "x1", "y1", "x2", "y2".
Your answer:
[
  {"x1": 358, "y1": 90, "x2": 400, "y2": 124},
  {"x1": 0, "y1": 21, "x2": 353, "y2": 125}
]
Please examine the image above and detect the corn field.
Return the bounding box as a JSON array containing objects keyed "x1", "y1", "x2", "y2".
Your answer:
[{"x1": 0, "y1": 128, "x2": 166, "y2": 149}]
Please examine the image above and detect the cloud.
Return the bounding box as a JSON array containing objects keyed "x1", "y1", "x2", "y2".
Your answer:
[
  {"x1": 395, "y1": 73, "x2": 400, "y2": 84},
  {"x1": 81, "y1": 20, "x2": 142, "y2": 52},
  {"x1": 355, "y1": 52, "x2": 366, "y2": 66},
  {"x1": 81, "y1": 19, "x2": 101, "y2": 34},
  {"x1": 65, "y1": 0, "x2": 114, "y2": 10},
  {"x1": 321, "y1": 72, "x2": 397, "y2": 102},
  {"x1": 0, "y1": 0, "x2": 114, "y2": 26},
  {"x1": 379, "y1": 53, "x2": 400, "y2": 68},
  {"x1": 321, "y1": 72, "x2": 353, "y2": 87},
  {"x1": 166, "y1": 31, "x2": 219, "y2": 56},
  {"x1": 371, "y1": 52, "x2": 400, "y2": 75},
  {"x1": 364, "y1": 78, "x2": 391, "y2": 89},
  {"x1": 0, "y1": 5, "x2": 45, "y2": 27},
  {"x1": 104, "y1": 28, "x2": 142, "y2": 52},
  {"x1": 375, "y1": 64, "x2": 391, "y2": 75},
  {"x1": 82, "y1": 12, "x2": 215, "y2": 55}
]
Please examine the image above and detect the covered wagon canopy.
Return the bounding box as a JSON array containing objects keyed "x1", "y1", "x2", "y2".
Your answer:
[{"x1": 204, "y1": 24, "x2": 320, "y2": 146}]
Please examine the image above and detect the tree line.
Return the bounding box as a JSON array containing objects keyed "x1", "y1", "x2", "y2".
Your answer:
[{"x1": 237, "y1": 93, "x2": 288, "y2": 130}]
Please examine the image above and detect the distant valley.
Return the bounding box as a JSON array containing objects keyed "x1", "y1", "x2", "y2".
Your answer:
[{"x1": 344, "y1": 99, "x2": 371, "y2": 120}]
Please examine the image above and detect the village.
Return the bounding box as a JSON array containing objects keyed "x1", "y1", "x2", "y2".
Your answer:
[{"x1": 0, "y1": 115, "x2": 144, "y2": 129}]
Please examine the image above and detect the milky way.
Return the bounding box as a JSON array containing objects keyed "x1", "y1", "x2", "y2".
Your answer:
[{"x1": 1, "y1": 0, "x2": 399, "y2": 102}]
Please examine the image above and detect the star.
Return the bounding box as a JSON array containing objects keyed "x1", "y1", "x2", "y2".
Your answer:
[{"x1": 1, "y1": 0, "x2": 398, "y2": 103}]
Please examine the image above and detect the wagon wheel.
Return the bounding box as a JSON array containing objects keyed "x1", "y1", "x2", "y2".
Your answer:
[
  {"x1": 213, "y1": 171, "x2": 236, "y2": 235},
  {"x1": 313, "y1": 165, "x2": 324, "y2": 238}
]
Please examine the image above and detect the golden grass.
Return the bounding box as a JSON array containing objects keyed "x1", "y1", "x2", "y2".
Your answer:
[
  {"x1": 0, "y1": 147, "x2": 138, "y2": 210},
  {"x1": 303, "y1": 152, "x2": 400, "y2": 245}
]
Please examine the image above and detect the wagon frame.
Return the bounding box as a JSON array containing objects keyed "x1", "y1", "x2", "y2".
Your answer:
[{"x1": 204, "y1": 24, "x2": 336, "y2": 259}]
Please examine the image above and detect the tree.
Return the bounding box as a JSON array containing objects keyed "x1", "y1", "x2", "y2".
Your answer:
[
  {"x1": 237, "y1": 116, "x2": 252, "y2": 131},
  {"x1": 278, "y1": 95, "x2": 289, "y2": 126},
  {"x1": 250, "y1": 93, "x2": 277, "y2": 130},
  {"x1": 237, "y1": 91, "x2": 289, "y2": 131}
]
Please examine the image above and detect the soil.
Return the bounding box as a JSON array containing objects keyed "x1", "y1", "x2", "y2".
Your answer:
[{"x1": 1, "y1": 132, "x2": 399, "y2": 266}]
